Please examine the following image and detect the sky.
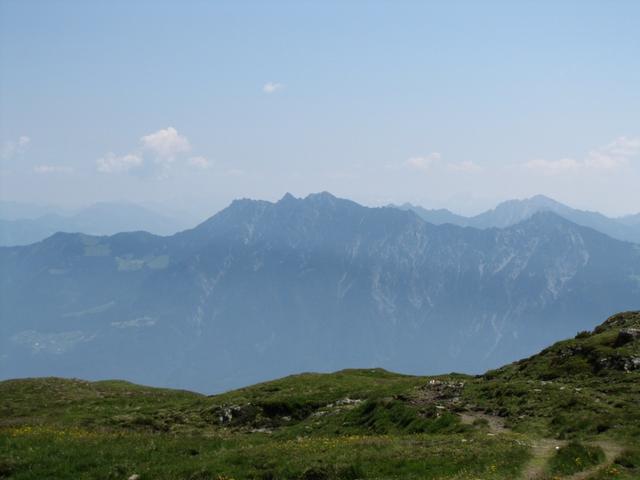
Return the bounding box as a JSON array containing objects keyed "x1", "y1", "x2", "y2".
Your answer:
[{"x1": 1, "y1": 0, "x2": 639, "y2": 219}]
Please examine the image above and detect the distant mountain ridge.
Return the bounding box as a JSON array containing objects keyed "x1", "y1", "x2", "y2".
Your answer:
[
  {"x1": 3, "y1": 195, "x2": 638, "y2": 247},
  {"x1": 1, "y1": 192, "x2": 639, "y2": 392},
  {"x1": 0, "y1": 202, "x2": 190, "y2": 246},
  {"x1": 619, "y1": 213, "x2": 640, "y2": 226},
  {"x1": 395, "y1": 195, "x2": 640, "y2": 244}
]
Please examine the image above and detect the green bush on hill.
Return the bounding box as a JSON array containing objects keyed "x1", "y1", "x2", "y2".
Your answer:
[{"x1": 547, "y1": 441, "x2": 605, "y2": 475}]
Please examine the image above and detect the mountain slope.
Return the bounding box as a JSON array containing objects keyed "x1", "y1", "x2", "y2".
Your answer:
[
  {"x1": 393, "y1": 203, "x2": 468, "y2": 225},
  {"x1": 1, "y1": 193, "x2": 639, "y2": 392},
  {"x1": 619, "y1": 213, "x2": 640, "y2": 227},
  {"x1": 464, "y1": 311, "x2": 640, "y2": 439}
]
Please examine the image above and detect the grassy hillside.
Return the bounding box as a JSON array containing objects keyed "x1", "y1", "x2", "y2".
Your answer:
[
  {"x1": 1, "y1": 312, "x2": 639, "y2": 479},
  {"x1": 464, "y1": 311, "x2": 640, "y2": 440}
]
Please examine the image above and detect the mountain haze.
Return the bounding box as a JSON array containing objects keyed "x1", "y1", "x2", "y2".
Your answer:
[
  {"x1": 1, "y1": 192, "x2": 639, "y2": 392},
  {"x1": 0, "y1": 202, "x2": 189, "y2": 246}
]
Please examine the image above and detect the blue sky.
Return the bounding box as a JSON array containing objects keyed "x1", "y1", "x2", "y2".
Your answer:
[{"x1": 1, "y1": 0, "x2": 639, "y2": 218}]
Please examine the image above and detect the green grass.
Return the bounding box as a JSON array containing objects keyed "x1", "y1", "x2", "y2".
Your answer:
[
  {"x1": 461, "y1": 311, "x2": 640, "y2": 442},
  {"x1": 342, "y1": 398, "x2": 464, "y2": 435},
  {"x1": 572, "y1": 448, "x2": 640, "y2": 480},
  {"x1": 1, "y1": 311, "x2": 639, "y2": 479},
  {"x1": 0, "y1": 377, "x2": 212, "y2": 434},
  {"x1": 0, "y1": 428, "x2": 530, "y2": 480},
  {"x1": 547, "y1": 442, "x2": 605, "y2": 476}
]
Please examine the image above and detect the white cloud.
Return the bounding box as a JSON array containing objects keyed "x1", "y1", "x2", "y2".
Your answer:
[
  {"x1": 405, "y1": 153, "x2": 442, "y2": 171},
  {"x1": 584, "y1": 151, "x2": 623, "y2": 170},
  {"x1": 448, "y1": 160, "x2": 483, "y2": 173},
  {"x1": 188, "y1": 156, "x2": 212, "y2": 169},
  {"x1": 2, "y1": 135, "x2": 31, "y2": 159},
  {"x1": 96, "y1": 153, "x2": 143, "y2": 173},
  {"x1": 140, "y1": 127, "x2": 191, "y2": 159},
  {"x1": 97, "y1": 127, "x2": 208, "y2": 176},
  {"x1": 405, "y1": 154, "x2": 482, "y2": 174},
  {"x1": 524, "y1": 135, "x2": 640, "y2": 175},
  {"x1": 524, "y1": 158, "x2": 581, "y2": 174},
  {"x1": 602, "y1": 136, "x2": 640, "y2": 157},
  {"x1": 33, "y1": 165, "x2": 73, "y2": 174},
  {"x1": 583, "y1": 136, "x2": 640, "y2": 169},
  {"x1": 263, "y1": 82, "x2": 284, "y2": 94}
]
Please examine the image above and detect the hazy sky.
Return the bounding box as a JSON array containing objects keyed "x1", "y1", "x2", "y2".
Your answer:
[{"x1": 1, "y1": 0, "x2": 639, "y2": 218}]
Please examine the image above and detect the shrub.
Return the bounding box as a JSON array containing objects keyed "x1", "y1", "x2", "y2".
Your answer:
[{"x1": 547, "y1": 442, "x2": 605, "y2": 475}]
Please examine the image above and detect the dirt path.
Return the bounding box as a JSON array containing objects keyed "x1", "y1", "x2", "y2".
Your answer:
[
  {"x1": 561, "y1": 441, "x2": 624, "y2": 480},
  {"x1": 521, "y1": 438, "x2": 565, "y2": 480},
  {"x1": 457, "y1": 411, "x2": 624, "y2": 479},
  {"x1": 519, "y1": 439, "x2": 624, "y2": 480},
  {"x1": 459, "y1": 411, "x2": 509, "y2": 434},
  {"x1": 457, "y1": 411, "x2": 559, "y2": 479}
]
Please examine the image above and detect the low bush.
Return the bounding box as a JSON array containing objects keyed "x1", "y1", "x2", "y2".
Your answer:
[{"x1": 547, "y1": 442, "x2": 605, "y2": 475}]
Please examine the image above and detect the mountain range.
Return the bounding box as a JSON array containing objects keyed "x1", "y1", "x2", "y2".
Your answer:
[
  {"x1": 395, "y1": 195, "x2": 640, "y2": 243},
  {"x1": 1, "y1": 192, "x2": 639, "y2": 392},
  {"x1": 3, "y1": 195, "x2": 639, "y2": 248},
  {"x1": 0, "y1": 201, "x2": 191, "y2": 246}
]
